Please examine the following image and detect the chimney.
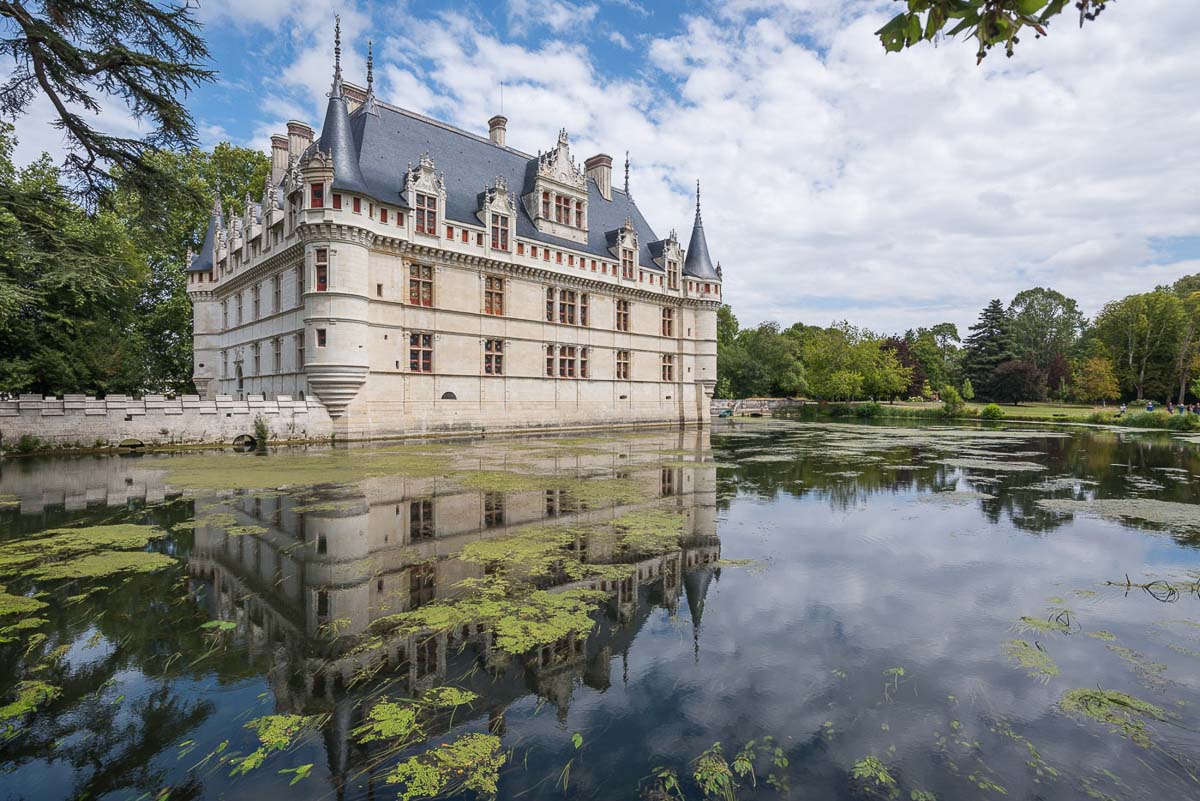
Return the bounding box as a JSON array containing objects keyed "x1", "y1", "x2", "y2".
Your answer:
[
  {"x1": 585, "y1": 154, "x2": 613, "y2": 201},
  {"x1": 287, "y1": 120, "x2": 314, "y2": 158},
  {"x1": 270, "y1": 134, "x2": 289, "y2": 184},
  {"x1": 488, "y1": 115, "x2": 507, "y2": 147}
]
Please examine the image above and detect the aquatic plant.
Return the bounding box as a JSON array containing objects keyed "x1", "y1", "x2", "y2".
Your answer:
[
  {"x1": 0, "y1": 680, "x2": 60, "y2": 725},
  {"x1": 232, "y1": 714, "x2": 321, "y2": 775},
  {"x1": 422, "y1": 686, "x2": 478, "y2": 709},
  {"x1": 368, "y1": 576, "x2": 605, "y2": 658},
  {"x1": 1015, "y1": 610, "x2": 1074, "y2": 636},
  {"x1": 384, "y1": 733, "x2": 506, "y2": 801},
  {"x1": 352, "y1": 701, "x2": 420, "y2": 745},
  {"x1": 1037, "y1": 499, "x2": 1200, "y2": 535},
  {"x1": 693, "y1": 743, "x2": 737, "y2": 801},
  {"x1": 0, "y1": 524, "x2": 166, "y2": 578},
  {"x1": 851, "y1": 756, "x2": 898, "y2": 799},
  {"x1": 278, "y1": 763, "x2": 314, "y2": 785},
  {"x1": 0, "y1": 585, "x2": 46, "y2": 618},
  {"x1": 1003, "y1": 640, "x2": 1060, "y2": 681},
  {"x1": 1057, "y1": 688, "x2": 1169, "y2": 748}
]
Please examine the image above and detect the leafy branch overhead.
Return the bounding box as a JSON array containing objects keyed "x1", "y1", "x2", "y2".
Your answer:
[
  {"x1": 0, "y1": 0, "x2": 214, "y2": 205},
  {"x1": 875, "y1": 0, "x2": 1113, "y2": 63}
]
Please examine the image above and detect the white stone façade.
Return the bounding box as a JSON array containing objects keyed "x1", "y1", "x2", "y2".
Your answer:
[{"x1": 186, "y1": 20, "x2": 723, "y2": 439}]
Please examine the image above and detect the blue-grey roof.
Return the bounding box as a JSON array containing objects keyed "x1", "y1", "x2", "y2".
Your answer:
[
  {"x1": 189, "y1": 206, "x2": 223, "y2": 273},
  {"x1": 683, "y1": 198, "x2": 718, "y2": 280},
  {"x1": 346, "y1": 103, "x2": 664, "y2": 268},
  {"x1": 318, "y1": 90, "x2": 372, "y2": 196}
]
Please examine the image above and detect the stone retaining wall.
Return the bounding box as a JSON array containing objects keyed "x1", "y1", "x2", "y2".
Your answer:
[
  {"x1": 0, "y1": 393, "x2": 333, "y2": 449},
  {"x1": 710, "y1": 398, "x2": 806, "y2": 415}
]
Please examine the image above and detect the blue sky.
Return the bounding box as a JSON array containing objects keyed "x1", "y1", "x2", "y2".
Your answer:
[{"x1": 12, "y1": 0, "x2": 1200, "y2": 334}]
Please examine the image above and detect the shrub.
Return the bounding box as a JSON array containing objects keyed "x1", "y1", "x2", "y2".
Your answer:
[
  {"x1": 940, "y1": 386, "x2": 965, "y2": 416},
  {"x1": 253, "y1": 415, "x2": 270, "y2": 450},
  {"x1": 854, "y1": 402, "x2": 883, "y2": 419},
  {"x1": 826, "y1": 404, "x2": 855, "y2": 418},
  {"x1": 16, "y1": 434, "x2": 42, "y2": 453},
  {"x1": 1119, "y1": 411, "x2": 1172, "y2": 429},
  {"x1": 1166, "y1": 412, "x2": 1200, "y2": 432},
  {"x1": 980, "y1": 403, "x2": 1005, "y2": 420}
]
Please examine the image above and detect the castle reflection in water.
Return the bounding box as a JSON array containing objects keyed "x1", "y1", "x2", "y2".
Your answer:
[{"x1": 169, "y1": 430, "x2": 719, "y2": 780}]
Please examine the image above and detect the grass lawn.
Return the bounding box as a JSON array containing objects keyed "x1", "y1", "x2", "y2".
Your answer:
[{"x1": 889, "y1": 401, "x2": 1110, "y2": 421}]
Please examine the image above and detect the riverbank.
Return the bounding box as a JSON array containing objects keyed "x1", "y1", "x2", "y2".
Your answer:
[{"x1": 765, "y1": 400, "x2": 1200, "y2": 432}]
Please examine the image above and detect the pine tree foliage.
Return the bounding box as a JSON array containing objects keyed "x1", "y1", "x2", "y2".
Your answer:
[
  {"x1": 961, "y1": 299, "x2": 1016, "y2": 399},
  {"x1": 0, "y1": 0, "x2": 213, "y2": 206}
]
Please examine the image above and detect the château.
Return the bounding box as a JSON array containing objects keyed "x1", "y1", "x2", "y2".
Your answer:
[{"x1": 186, "y1": 21, "x2": 722, "y2": 438}]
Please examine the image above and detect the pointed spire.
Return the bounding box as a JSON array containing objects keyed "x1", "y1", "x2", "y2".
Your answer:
[
  {"x1": 329, "y1": 15, "x2": 344, "y2": 99},
  {"x1": 683, "y1": 178, "x2": 719, "y2": 281},
  {"x1": 624, "y1": 151, "x2": 630, "y2": 196},
  {"x1": 362, "y1": 39, "x2": 379, "y2": 116}
]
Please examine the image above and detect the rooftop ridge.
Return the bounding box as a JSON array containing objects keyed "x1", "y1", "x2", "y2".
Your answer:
[{"x1": 344, "y1": 80, "x2": 537, "y2": 161}]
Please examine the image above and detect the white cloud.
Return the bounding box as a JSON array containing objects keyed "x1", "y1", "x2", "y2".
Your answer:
[
  {"x1": 506, "y1": 0, "x2": 599, "y2": 36},
  {"x1": 15, "y1": 0, "x2": 1198, "y2": 335}
]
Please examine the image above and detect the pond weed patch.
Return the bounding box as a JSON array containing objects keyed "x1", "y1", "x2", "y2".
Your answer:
[{"x1": 0, "y1": 524, "x2": 173, "y2": 581}]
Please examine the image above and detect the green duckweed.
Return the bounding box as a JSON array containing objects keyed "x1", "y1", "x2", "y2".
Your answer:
[
  {"x1": 353, "y1": 701, "x2": 420, "y2": 745},
  {"x1": 1057, "y1": 689, "x2": 1169, "y2": 747},
  {"x1": 0, "y1": 585, "x2": 46, "y2": 618},
  {"x1": 232, "y1": 714, "x2": 321, "y2": 775},
  {"x1": 0, "y1": 524, "x2": 173, "y2": 581},
  {"x1": 1003, "y1": 640, "x2": 1060, "y2": 681},
  {"x1": 163, "y1": 449, "x2": 451, "y2": 491},
  {"x1": 0, "y1": 680, "x2": 60, "y2": 724},
  {"x1": 385, "y1": 733, "x2": 507, "y2": 801}
]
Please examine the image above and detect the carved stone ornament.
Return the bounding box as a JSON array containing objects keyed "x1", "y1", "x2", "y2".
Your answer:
[
  {"x1": 535, "y1": 129, "x2": 586, "y2": 190},
  {"x1": 405, "y1": 152, "x2": 446, "y2": 196}
]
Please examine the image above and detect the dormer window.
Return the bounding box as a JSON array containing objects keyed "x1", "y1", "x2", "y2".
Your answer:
[
  {"x1": 310, "y1": 182, "x2": 325, "y2": 209},
  {"x1": 575, "y1": 201, "x2": 583, "y2": 228},
  {"x1": 668, "y1": 260, "x2": 680, "y2": 290},
  {"x1": 490, "y1": 214, "x2": 509, "y2": 251},
  {"x1": 555, "y1": 195, "x2": 570, "y2": 224},
  {"x1": 415, "y1": 193, "x2": 437, "y2": 235},
  {"x1": 542, "y1": 191, "x2": 550, "y2": 217},
  {"x1": 621, "y1": 248, "x2": 635, "y2": 280}
]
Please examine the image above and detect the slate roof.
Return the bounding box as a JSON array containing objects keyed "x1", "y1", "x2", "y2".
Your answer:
[
  {"x1": 345, "y1": 101, "x2": 665, "y2": 269},
  {"x1": 682, "y1": 188, "x2": 719, "y2": 280},
  {"x1": 189, "y1": 205, "x2": 223, "y2": 272}
]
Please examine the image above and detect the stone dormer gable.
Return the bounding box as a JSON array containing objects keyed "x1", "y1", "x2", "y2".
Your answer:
[
  {"x1": 522, "y1": 129, "x2": 588, "y2": 245},
  {"x1": 477, "y1": 175, "x2": 517, "y2": 223},
  {"x1": 605, "y1": 215, "x2": 639, "y2": 257},
  {"x1": 647, "y1": 229, "x2": 683, "y2": 269},
  {"x1": 404, "y1": 152, "x2": 445, "y2": 197}
]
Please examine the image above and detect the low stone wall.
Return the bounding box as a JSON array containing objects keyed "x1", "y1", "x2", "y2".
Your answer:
[
  {"x1": 710, "y1": 398, "x2": 806, "y2": 415},
  {"x1": 0, "y1": 393, "x2": 333, "y2": 450}
]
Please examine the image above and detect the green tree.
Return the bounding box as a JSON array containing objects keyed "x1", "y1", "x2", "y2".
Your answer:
[
  {"x1": 961, "y1": 299, "x2": 1016, "y2": 399},
  {"x1": 718, "y1": 322, "x2": 807, "y2": 398},
  {"x1": 717, "y1": 304, "x2": 739, "y2": 348},
  {"x1": 875, "y1": 0, "x2": 1112, "y2": 64},
  {"x1": 1072, "y1": 356, "x2": 1120, "y2": 404},
  {"x1": 991, "y1": 359, "x2": 1046, "y2": 404},
  {"x1": 1093, "y1": 289, "x2": 1184, "y2": 400},
  {"x1": 113, "y1": 143, "x2": 270, "y2": 392},
  {"x1": 0, "y1": 0, "x2": 213, "y2": 204},
  {"x1": 1008, "y1": 287, "x2": 1084, "y2": 372},
  {"x1": 961, "y1": 377, "x2": 974, "y2": 401},
  {"x1": 0, "y1": 125, "x2": 148, "y2": 395},
  {"x1": 1169, "y1": 277, "x2": 1200, "y2": 404}
]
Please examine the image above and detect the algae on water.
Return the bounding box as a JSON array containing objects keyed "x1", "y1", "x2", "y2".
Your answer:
[
  {"x1": 0, "y1": 524, "x2": 173, "y2": 581},
  {"x1": 1057, "y1": 689, "x2": 1169, "y2": 747}
]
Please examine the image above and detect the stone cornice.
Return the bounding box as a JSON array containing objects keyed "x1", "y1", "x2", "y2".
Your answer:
[{"x1": 211, "y1": 243, "x2": 304, "y2": 297}]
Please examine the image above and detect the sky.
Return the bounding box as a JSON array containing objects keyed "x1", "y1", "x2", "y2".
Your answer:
[{"x1": 11, "y1": 0, "x2": 1200, "y2": 336}]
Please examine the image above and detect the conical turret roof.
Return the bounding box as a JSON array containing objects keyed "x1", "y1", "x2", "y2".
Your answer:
[
  {"x1": 683, "y1": 180, "x2": 719, "y2": 280},
  {"x1": 189, "y1": 197, "x2": 223, "y2": 272},
  {"x1": 317, "y1": 16, "x2": 371, "y2": 196}
]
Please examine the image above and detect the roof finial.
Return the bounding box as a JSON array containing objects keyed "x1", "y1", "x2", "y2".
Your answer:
[
  {"x1": 695, "y1": 179, "x2": 702, "y2": 222},
  {"x1": 330, "y1": 15, "x2": 343, "y2": 98},
  {"x1": 624, "y1": 151, "x2": 630, "y2": 196},
  {"x1": 366, "y1": 40, "x2": 373, "y2": 89}
]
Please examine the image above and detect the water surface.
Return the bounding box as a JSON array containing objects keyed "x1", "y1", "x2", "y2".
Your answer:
[{"x1": 1, "y1": 421, "x2": 1198, "y2": 801}]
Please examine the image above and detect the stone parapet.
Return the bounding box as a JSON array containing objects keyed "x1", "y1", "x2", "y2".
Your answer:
[{"x1": 0, "y1": 394, "x2": 334, "y2": 449}]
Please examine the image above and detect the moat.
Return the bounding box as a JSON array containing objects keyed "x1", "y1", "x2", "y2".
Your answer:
[{"x1": 1, "y1": 421, "x2": 1199, "y2": 801}]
